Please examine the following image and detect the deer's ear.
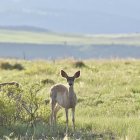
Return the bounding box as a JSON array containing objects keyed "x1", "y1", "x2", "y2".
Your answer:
[
  {"x1": 61, "y1": 70, "x2": 68, "y2": 78},
  {"x1": 74, "y1": 71, "x2": 80, "y2": 78}
]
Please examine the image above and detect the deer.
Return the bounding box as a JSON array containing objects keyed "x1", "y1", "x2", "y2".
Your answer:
[{"x1": 49, "y1": 70, "x2": 80, "y2": 132}]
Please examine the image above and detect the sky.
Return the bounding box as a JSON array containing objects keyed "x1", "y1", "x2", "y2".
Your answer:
[{"x1": 0, "y1": 0, "x2": 140, "y2": 34}]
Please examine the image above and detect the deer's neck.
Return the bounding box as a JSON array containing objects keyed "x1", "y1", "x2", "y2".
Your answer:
[
  {"x1": 68, "y1": 85, "x2": 77, "y2": 108},
  {"x1": 68, "y1": 86, "x2": 74, "y2": 94}
]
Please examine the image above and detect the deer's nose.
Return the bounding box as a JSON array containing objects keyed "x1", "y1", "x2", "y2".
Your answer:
[{"x1": 69, "y1": 83, "x2": 73, "y2": 86}]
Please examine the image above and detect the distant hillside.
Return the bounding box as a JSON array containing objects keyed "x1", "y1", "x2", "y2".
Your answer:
[
  {"x1": 0, "y1": 26, "x2": 50, "y2": 33},
  {"x1": 0, "y1": 29, "x2": 140, "y2": 46}
]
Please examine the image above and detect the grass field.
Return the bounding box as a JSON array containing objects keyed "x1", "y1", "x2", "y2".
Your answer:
[
  {"x1": 0, "y1": 29, "x2": 140, "y2": 46},
  {"x1": 0, "y1": 58, "x2": 140, "y2": 139}
]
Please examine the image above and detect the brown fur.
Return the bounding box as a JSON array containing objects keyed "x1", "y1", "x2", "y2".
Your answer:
[{"x1": 50, "y1": 84, "x2": 77, "y2": 109}]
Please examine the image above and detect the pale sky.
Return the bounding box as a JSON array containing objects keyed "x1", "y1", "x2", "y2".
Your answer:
[{"x1": 0, "y1": 0, "x2": 140, "y2": 33}]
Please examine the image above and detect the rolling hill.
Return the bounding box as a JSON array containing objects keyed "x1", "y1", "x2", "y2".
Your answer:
[{"x1": 0, "y1": 27, "x2": 140, "y2": 46}]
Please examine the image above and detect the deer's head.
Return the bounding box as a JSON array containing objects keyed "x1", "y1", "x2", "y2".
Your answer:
[{"x1": 61, "y1": 70, "x2": 80, "y2": 87}]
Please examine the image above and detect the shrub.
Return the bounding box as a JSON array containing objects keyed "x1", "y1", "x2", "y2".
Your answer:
[
  {"x1": 73, "y1": 61, "x2": 86, "y2": 68},
  {"x1": 0, "y1": 62, "x2": 24, "y2": 70},
  {"x1": 41, "y1": 78, "x2": 55, "y2": 85}
]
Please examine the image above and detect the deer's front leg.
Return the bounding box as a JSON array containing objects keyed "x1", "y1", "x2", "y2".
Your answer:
[
  {"x1": 65, "y1": 108, "x2": 69, "y2": 133},
  {"x1": 72, "y1": 107, "x2": 75, "y2": 131}
]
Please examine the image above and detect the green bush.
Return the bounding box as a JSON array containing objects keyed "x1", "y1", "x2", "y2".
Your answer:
[{"x1": 0, "y1": 62, "x2": 24, "y2": 70}]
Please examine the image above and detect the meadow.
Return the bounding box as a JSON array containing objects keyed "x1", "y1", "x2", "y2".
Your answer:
[{"x1": 0, "y1": 58, "x2": 140, "y2": 139}]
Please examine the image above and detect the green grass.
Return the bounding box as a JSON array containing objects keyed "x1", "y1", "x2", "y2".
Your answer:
[
  {"x1": 1, "y1": 58, "x2": 140, "y2": 139},
  {"x1": 0, "y1": 29, "x2": 140, "y2": 46}
]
